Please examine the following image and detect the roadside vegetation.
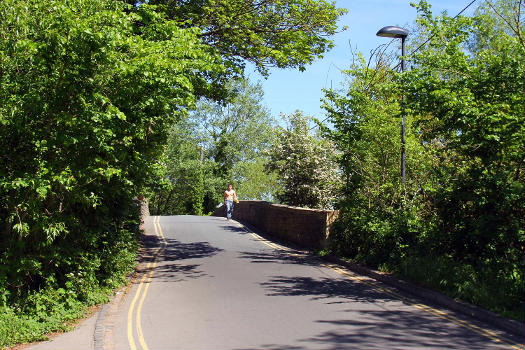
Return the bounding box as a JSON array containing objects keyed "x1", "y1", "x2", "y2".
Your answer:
[
  {"x1": 147, "y1": 78, "x2": 281, "y2": 215},
  {"x1": 322, "y1": 0, "x2": 524, "y2": 321},
  {"x1": 144, "y1": 0, "x2": 524, "y2": 323}
]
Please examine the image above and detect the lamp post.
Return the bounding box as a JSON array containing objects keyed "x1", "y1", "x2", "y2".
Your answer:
[{"x1": 376, "y1": 26, "x2": 409, "y2": 187}]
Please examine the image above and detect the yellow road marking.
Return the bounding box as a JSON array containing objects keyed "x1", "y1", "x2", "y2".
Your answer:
[
  {"x1": 136, "y1": 262, "x2": 155, "y2": 350},
  {"x1": 128, "y1": 216, "x2": 166, "y2": 350},
  {"x1": 245, "y1": 226, "x2": 289, "y2": 251},
  {"x1": 240, "y1": 223, "x2": 524, "y2": 350},
  {"x1": 135, "y1": 218, "x2": 160, "y2": 350},
  {"x1": 157, "y1": 218, "x2": 168, "y2": 244},
  {"x1": 127, "y1": 262, "x2": 150, "y2": 350},
  {"x1": 251, "y1": 233, "x2": 281, "y2": 250}
]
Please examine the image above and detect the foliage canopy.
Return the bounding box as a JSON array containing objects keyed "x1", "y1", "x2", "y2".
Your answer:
[
  {"x1": 141, "y1": 0, "x2": 347, "y2": 75},
  {"x1": 0, "y1": 0, "x2": 344, "y2": 345}
]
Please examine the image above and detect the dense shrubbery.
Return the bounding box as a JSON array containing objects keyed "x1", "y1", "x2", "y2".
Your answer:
[
  {"x1": 324, "y1": 0, "x2": 524, "y2": 320},
  {"x1": 0, "y1": 218, "x2": 138, "y2": 348}
]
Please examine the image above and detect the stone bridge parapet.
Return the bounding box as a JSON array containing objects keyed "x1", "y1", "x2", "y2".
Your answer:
[{"x1": 213, "y1": 201, "x2": 338, "y2": 249}]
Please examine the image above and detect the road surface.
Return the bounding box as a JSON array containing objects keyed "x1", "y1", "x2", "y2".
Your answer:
[{"x1": 103, "y1": 215, "x2": 523, "y2": 350}]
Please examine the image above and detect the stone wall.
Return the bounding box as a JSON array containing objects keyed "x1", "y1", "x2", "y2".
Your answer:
[{"x1": 212, "y1": 201, "x2": 339, "y2": 249}]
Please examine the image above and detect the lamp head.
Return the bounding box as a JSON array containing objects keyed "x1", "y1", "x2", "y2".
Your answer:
[{"x1": 376, "y1": 26, "x2": 409, "y2": 39}]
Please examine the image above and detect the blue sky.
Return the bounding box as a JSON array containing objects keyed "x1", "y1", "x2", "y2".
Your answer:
[{"x1": 247, "y1": 0, "x2": 477, "y2": 121}]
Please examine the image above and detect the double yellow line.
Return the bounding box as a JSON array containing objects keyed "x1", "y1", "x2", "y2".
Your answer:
[
  {"x1": 127, "y1": 216, "x2": 167, "y2": 350},
  {"x1": 237, "y1": 221, "x2": 524, "y2": 350}
]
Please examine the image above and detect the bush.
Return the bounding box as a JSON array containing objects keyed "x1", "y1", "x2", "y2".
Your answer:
[{"x1": 0, "y1": 219, "x2": 139, "y2": 348}]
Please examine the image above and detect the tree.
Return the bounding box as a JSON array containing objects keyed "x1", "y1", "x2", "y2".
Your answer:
[
  {"x1": 192, "y1": 79, "x2": 276, "y2": 176},
  {"x1": 148, "y1": 120, "x2": 205, "y2": 216},
  {"x1": 192, "y1": 78, "x2": 280, "y2": 211},
  {"x1": 125, "y1": 0, "x2": 347, "y2": 213},
  {"x1": 322, "y1": 53, "x2": 431, "y2": 265},
  {"x1": 0, "y1": 0, "x2": 345, "y2": 344},
  {"x1": 233, "y1": 157, "x2": 281, "y2": 201},
  {"x1": 400, "y1": 0, "x2": 524, "y2": 317},
  {"x1": 267, "y1": 111, "x2": 340, "y2": 209}
]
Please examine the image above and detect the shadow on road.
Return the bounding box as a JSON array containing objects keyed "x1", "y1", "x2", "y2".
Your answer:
[
  {"x1": 304, "y1": 312, "x2": 497, "y2": 350},
  {"x1": 137, "y1": 233, "x2": 223, "y2": 283},
  {"x1": 239, "y1": 309, "x2": 500, "y2": 350},
  {"x1": 244, "y1": 275, "x2": 514, "y2": 350},
  {"x1": 161, "y1": 238, "x2": 223, "y2": 261},
  {"x1": 219, "y1": 224, "x2": 249, "y2": 235},
  {"x1": 246, "y1": 308, "x2": 507, "y2": 350},
  {"x1": 260, "y1": 275, "x2": 394, "y2": 303},
  {"x1": 237, "y1": 250, "x2": 317, "y2": 266}
]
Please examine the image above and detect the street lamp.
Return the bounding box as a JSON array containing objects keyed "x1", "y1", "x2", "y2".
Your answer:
[{"x1": 376, "y1": 26, "x2": 409, "y2": 187}]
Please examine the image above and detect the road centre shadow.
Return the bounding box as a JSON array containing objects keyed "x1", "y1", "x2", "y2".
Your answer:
[
  {"x1": 260, "y1": 275, "x2": 395, "y2": 304},
  {"x1": 219, "y1": 224, "x2": 249, "y2": 235},
  {"x1": 238, "y1": 250, "x2": 318, "y2": 267},
  {"x1": 140, "y1": 229, "x2": 223, "y2": 262},
  {"x1": 137, "y1": 232, "x2": 223, "y2": 283},
  {"x1": 160, "y1": 238, "x2": 223, "y2": 262}
]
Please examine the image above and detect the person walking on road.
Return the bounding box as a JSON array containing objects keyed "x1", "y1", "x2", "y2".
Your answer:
[{"x1": 224, "y1": 184, "x2": 238, "y2": 220}]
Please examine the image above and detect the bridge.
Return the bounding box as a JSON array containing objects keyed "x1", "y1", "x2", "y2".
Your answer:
[{"x1": 26, "y1": 207, "x2": 524, "y2": 350}]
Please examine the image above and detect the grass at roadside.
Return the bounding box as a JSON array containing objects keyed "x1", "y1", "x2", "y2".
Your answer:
[{"x1": 0, "y1": 290, "x2": 101, "y2": 348}]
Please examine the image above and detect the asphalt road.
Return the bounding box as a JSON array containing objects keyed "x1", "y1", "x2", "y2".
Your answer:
[{"x1": 108, "y1": 215, "x2": 524, "y2": 350}]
